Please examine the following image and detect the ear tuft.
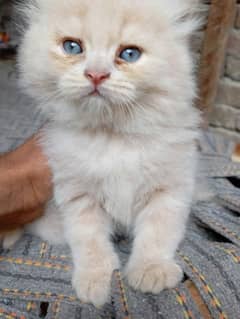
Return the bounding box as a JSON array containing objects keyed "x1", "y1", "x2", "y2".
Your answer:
[
  {"x1": 14, "y1": 0, "x2": 40, "y2": 33},
  {"x1": 170, "y1": 0, "x2": 204, "y2": 38}
]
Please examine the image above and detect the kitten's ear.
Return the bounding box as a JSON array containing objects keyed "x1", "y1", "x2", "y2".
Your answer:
[
  {"x1": 15, "y1": 0, "x2": 40, "y2": 32},
  {"x1": 182, "y1": 0, "x2": 200, "y2": 9},
  {"x1": 171, "y1": 0, "x2": 203, "y2": 38}
]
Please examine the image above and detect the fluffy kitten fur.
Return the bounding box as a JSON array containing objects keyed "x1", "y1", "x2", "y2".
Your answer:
[{"x1": 12, "y1": 0, "x2": 201, "y2": 306}]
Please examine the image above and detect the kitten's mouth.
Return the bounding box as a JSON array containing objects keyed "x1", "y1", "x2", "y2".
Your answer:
[
  {"x1": 88, "y1": 88, "x2": 101, "y2": 97},
  {"x1": 83, "y1": 86, "x2": 108, "y2": 100}
]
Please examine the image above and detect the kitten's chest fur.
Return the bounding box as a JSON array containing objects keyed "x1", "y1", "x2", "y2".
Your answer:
[{"x1": 45, "y1": 128, "x2": 166, "y2": 225}]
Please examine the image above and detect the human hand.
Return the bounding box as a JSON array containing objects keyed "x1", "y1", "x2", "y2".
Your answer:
[{"x1": 0, "y1": 134, "x2": 52, "y2": 231}]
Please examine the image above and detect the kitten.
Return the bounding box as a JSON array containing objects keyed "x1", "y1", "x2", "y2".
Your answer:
[{"x1": 11, "y1": 0, "x2": 201, "y2": 306}]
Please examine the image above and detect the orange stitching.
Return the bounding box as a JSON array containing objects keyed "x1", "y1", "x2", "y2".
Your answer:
[
  {"x1": 39, "y1": 242, "x2": 48, "y2": 259},
  {"x1": 179, "y1": 254, "x2": 228, "y2": 319},
  {"x1": 215, "y1": 245, "x2": 240, "y2": 264},
  {"x1": 0, "y1": 256, "x2": 71, "y2": 271},
  {"x1": 0, "y1": 315, "x2": 16, "y2": 319},
  {"x1": 115, "y1": 271, "x2": 131, "y2": 319},
  {"x1": 2, "y1": 288, "x2": 78, "y2": 303},
  {"x1": 206, "y1": 219, "x2": 240, "y2": 241},
  {"x1": 0, "y1": 308, "x2": 26, "y2": 319},
  {"x1": 26, "y1": 302, "x2": 36, "y2": 312},
  {"x1": 53, "y1": 301, "x2": 61, "y2": 319},
  {"x1": 175, "y1": 289, "x2": 195, "y2": 319}
]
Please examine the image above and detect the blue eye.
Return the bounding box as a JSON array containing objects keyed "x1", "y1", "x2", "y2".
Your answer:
[
  {"x1": 63, "y1": 40, "x2": 83, "y2": 55},
  {"x1": 119, "y1": 47, "x2": 142, "y2": 63}
]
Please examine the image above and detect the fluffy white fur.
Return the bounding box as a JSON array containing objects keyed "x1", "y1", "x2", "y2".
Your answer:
[{"x1": 7, "y1": 0, "x2": 201, "y2": 306}]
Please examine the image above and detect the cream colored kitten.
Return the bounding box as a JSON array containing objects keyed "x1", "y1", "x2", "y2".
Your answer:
[{"x1": 10, "y1": 0, "x2": 201, "y2": 307}]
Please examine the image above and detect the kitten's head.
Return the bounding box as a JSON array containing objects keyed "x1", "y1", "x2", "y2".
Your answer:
[{"x1": 18, "y1": 0, "x2": 200, "y2": 130}]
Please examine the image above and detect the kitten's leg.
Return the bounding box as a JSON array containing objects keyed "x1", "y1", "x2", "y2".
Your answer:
[
  {"x1": 62, "y1": 196, "x2": 120, "y2": 307},
  {"x1": 27, "y1": 202, "x2": 65, "y2": 245},
  {"x1": 1, "y1": 229, "x2": 23, "y2": 249},
  {"x1": 125, "y1": 189, "x2": 191, "y2": 294}
]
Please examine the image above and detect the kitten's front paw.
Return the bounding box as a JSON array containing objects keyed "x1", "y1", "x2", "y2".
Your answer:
[
  {"x1": 73, "y1": 257, "x2": 119, "y2": 307},
  {"x1": 72, "y1": 254, "x2": 120, "y2": 307},
  {"x1": 125, "y1": 259, "x2": 183, "y2": 294}
]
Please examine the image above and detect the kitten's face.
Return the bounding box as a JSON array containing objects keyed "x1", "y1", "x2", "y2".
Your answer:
[{"x1": 19, "y1": 0, "x2": 197, "y2": 126}]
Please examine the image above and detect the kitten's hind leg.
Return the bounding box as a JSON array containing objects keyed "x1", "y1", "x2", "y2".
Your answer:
[
  {"x1": 27, "y1": 202, "x2": 65, "y2": 245},
  {"x1": 1, "y1": 229, "x2": 23, "y2": 250},
  {"x1": 0, "y1": 203, "x2": 63, "y2": 249}
]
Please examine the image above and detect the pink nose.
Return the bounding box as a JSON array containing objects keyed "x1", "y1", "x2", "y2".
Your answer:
[{"x1": 84, "y1": 70, "x2": 110, "y2": 86}]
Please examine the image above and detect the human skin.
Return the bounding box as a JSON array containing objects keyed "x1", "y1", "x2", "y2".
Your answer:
[{"x1": 0, "y1": 134, "x2": 52, "y2": 232}]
